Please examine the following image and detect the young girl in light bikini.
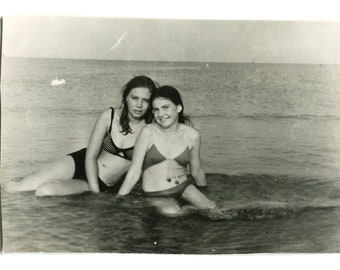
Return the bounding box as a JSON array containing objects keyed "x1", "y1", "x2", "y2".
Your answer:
[{"x1": 117, "y1": 85, "x2": 218, "y2": 217}]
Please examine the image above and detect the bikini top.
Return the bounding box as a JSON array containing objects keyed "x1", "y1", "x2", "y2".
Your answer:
[
  {"x1": 102, "y1": 107, "x2": 134, "y2": 160},
  {"x1": 143, "y1": 144, "x2": 191, "y2": 170}
]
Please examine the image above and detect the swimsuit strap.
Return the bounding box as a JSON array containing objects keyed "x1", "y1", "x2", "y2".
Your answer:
[{"x1": 108, "y1": 107, "x2": 114, "y2": 133}]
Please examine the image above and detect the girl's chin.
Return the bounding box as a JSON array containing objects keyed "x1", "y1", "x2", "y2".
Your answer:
[
  {"x1": 130, "y1": 112, "x2": 145, "y2": 119},
  {"x1": 156, "y1": 121, "x2": 172, "y2": 129}
]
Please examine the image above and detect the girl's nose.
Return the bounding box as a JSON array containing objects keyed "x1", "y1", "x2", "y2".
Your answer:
[{"x1": 136, "y1": 99, "x2": 142, "y2": 107}]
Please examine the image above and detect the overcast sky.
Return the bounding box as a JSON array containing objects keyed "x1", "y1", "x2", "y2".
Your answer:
[{"x1": 3, "y1": 16, "x2": 340, "y2": 64}]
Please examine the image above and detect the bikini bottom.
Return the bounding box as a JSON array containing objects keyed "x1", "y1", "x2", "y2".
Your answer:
[
  {"x1": 143, "y1": 177, "x2": 194, "y2": 199},
  {"x1": 67, "y1": 148, "x2": 110, "y2": 192}
]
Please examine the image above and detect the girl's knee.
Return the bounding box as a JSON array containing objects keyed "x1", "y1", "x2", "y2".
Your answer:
[
  {"x1": 35, "y1": 180, "x2": 89, "y2": 196},
  {"x1": 35, "y1": 181, "x2": 64, "y2": 196},
  {"x1": 158, "y1": 204, "x2": 181, "y2": 215},
  {"x1": 35, "y1": 183, "x2": 54, "y2": 196},
  {"x1": 153, "y1": 201, "x2": 183, "y2": 217},
  {"x1": 3, "y1": 180, "x2": 20, "y2": 193}
]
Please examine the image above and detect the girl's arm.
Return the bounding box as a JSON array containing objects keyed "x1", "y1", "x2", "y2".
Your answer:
[
  {"x1": 189, "y1": 130, "x2": 207, "y2": 187},
  {"x1": 117, "y1": 126, "x2": 152, "y2": 196},
  {"x1": 85, "y1": 109, "x2": 110, "y2": 193}
]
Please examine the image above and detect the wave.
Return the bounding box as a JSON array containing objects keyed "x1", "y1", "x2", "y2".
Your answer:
[
  {"x1": 3, "y1": 106, "x2": 104, "y2": 115},
  {"x1": 196, "y1": 173, "x2": 340, "y2": 220},
  {"x1": 191, "y1": 113, "x2": 340, "y2": 121},
  {"x1": 198, "y1": 200, "x2": 340, "y2": 221},
  {"x1": 239, "y1": 114, "x2": 340, "y2": 121},
  {"x1": 5, "y1": 106, "x2": 340, "y2": 121}
]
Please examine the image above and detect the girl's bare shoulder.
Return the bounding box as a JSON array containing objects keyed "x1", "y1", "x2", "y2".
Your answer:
[
  {"x1": 140, "y1": 123, "x2": 156, "y2": 135},
  {"x1": 180, "y1": 124, "x2": 200, "y2": 140},
  {"x1": 96, "y1": 107, "x2": 113, "y2": 125}
]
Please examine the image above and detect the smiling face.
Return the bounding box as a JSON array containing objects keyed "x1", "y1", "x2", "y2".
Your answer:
[
  {"x1": 126, "y1": 87, "x2": 152, "y2": 120},
  {"x1": 152, "y1": 97, "x2": 182, "y2": 129}
]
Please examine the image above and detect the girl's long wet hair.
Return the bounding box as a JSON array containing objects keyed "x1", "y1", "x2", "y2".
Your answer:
[
  {"x1": 120, "y1": 75, "x2": 157, "y2": 134},
  {"x1": 153, "y1": 85, "x2": 192, "y2": 126}
]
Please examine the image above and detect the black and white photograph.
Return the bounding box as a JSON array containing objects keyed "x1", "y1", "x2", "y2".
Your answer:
[{"x1": 1, "y1": 1, "x2": 340, "y2": 266}]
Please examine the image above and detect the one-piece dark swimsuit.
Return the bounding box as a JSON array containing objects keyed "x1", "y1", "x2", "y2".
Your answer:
[{"x1": 67, "y1": 107, "x2": 133, "y2": 192}]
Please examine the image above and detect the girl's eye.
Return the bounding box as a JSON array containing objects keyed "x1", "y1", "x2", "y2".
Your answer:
[{"x1": 152, "y1": 109, "x2": 158, "y2": 113}]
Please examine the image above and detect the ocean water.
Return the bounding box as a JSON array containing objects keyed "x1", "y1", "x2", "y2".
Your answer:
[{"x1": 1, "y1": 57, "x2": 340, "y2": 253}]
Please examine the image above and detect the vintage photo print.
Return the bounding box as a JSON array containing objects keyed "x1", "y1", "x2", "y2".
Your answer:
[{"x1": 1, "y1": 1, "x2": 340, "y2": 268}]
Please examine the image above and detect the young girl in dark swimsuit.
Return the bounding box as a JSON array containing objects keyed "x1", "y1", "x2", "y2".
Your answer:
[
  {"x1": 117, "y1": 86, "x2": 218, "y2": 217},
  {"x1": 5, "y1": 76, "x2": 158, "y2": 196}
]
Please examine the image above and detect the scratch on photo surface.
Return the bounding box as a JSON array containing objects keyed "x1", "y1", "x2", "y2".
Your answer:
[{"x1": 105, "y1": 32, "x2": 128, "y2": 53}]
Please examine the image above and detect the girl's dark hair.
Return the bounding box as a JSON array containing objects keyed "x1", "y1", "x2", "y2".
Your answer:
[
  {"x1": 153, "y1": 85, "x2": 192, "y2": 125},
  {"x1": 120, "y1": 75, "x2": 157, "y2": 134}
]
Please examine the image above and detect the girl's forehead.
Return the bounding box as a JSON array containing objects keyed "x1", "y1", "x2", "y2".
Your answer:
[
  {"x1": 152, "y1": 97, "x2": 173, "y2": 106},
  {"x1": 129, "y1": 87, "x2": 151, "y2": 97}
]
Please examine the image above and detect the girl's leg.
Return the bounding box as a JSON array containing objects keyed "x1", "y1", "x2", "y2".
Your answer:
[
  {"x1": 147, "y1": 197, "x2": 197, "y2": 217},
  {"x1": 181, "y1": 184, "x2": 216, "y2": 209},
  {"x1": 4, "y1": 156, "x2": 75, "y2": 193},
  {"x1": 35, "y1": 179, "x2": 90, "y2": 196},
  {"x1": 182, "y1": 185, "x2": 227, "y2": 220}
]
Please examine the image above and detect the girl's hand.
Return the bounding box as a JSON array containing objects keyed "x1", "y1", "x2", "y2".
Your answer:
[{"x1": 113, "y1": 193, "x2": 126, "y2": 202}]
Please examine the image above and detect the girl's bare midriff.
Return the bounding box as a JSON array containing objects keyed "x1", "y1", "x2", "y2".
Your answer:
[
  {"x1": 97, "y1": 149, "x2": 131, "y2": 186},
  {"x1": 142, "y1": 160, "x2": 187, "y2": 192}
]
